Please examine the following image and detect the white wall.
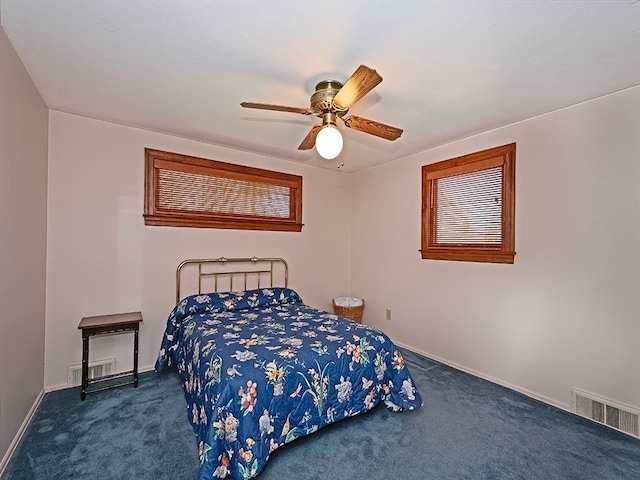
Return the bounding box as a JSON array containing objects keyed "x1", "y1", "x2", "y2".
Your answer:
[
  {"x1": 0, "y1": 27, "x2": 48, "y2": 460},
  {"x1": 45, "y1": 112, "x2": 351, "y2": 389},
  {"x1": 352, "y1": 85, "x2": 640, "y2": 410}
]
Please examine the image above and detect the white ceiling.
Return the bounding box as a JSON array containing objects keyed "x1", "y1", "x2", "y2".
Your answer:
[{"x1": 2, "y1": 1, "x2": 640, "y2": 173}]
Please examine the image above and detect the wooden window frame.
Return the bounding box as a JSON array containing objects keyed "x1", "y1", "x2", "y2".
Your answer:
[
  {"x1": 421, "y1": 143, "x2": 515, "y2": 264},
  {"x1": 144, "y1": 149, "x2": 303, "y2": 232}
]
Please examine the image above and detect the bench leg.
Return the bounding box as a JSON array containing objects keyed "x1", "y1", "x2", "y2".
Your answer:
[
  {"x1": 81, "y1": 335, "x2": 89, "y2": 401},
  {"x1": 133, "y1": 327, "x2": 139, "y2": 388}
]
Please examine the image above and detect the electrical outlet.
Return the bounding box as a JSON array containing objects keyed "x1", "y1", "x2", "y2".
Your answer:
[{"x1": 385, "y1": 309, "x2": 392, "y2": 321}]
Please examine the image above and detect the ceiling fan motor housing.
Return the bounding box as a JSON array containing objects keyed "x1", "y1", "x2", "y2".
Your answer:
[{"x1": 310, "y1": 80, "x2": 348, "y2": 117}]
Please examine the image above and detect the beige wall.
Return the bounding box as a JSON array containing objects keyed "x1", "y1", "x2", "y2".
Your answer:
[
  {"x1": 45, "y1": 111, "x2": 352, "y2": 389},
  {"x1": 352, "y1": 85, "x2": 640, "y2": 410},
  {"x1": 0, "y1": 27, "x2": 48, "y2": 460}
]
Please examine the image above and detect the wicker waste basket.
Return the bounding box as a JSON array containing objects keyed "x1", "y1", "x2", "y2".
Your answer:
[{"x1": 333, "y1": 297, "x2": 364, "y2": 323}]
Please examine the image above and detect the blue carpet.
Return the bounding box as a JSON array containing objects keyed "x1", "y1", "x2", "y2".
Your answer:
[{"x1": 3, "y1": 349, "x2": 640, "y2": 479}]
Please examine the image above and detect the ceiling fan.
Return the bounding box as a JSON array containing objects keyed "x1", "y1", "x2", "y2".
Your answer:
[{"x1": 241, "y1": 65, "x2": 403, "y2": 160}]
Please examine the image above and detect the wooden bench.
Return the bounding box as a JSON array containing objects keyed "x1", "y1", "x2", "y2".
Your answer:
[{"x1": 77, "y1": 311, "x2": 143, "y2": 400}]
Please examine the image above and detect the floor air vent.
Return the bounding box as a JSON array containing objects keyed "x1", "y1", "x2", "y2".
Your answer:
[
  {"x1": 67, "y1": 358, "x2": 116, "y2": 387},
  {"x1": 571, "y1": 388, "x2": 639, "y2": 438}
]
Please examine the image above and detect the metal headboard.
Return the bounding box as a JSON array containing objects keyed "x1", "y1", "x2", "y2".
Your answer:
[{"x1": 176, "y1": 257, "x2": 289, "y2": 303}]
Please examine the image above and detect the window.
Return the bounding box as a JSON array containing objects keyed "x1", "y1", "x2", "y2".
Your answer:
[
  {"x1": 144, "y1": 149, "x2": 303, "y2": 231},
  {"x1": 421, "y1": 143, "x2": 515, "y2": 264}
]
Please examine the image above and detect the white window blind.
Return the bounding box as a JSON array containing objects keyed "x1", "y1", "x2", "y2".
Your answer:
[
  {"x1": 157, "y1": 169, "x2": 291, "y2": 219},
  {"x1": 434, "y1": 166, "x2": 502, "y2": 245}
]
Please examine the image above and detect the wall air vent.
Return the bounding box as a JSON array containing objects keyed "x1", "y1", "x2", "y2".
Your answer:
[
  {"x1": 571, "y1": 388, "x2": 639, "y2": 438},
  {"x1": 67, "y1": 358, "x2": 116, "y2": 387}
]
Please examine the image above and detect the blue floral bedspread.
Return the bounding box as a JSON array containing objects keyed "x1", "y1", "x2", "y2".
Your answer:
[{"x1": 156, "y1": 288, "x2": 422, "y2": 480}]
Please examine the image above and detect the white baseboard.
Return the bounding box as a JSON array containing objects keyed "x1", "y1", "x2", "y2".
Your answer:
[
  {"x1": 45, "y1": 364, "x2": 157, "y2": 392},
  {"x1": 139, "y1": 364, "x2": 156, "y2": 374},
  {"x1": 0, "y1": 389, "x2": 45, "y2": 476},
  {"x1": 393, "y1": 339, "x2": 572, "y2": 413},
  {"x1": 45, "y1": 381, "x2": 71, "y2": 393}
]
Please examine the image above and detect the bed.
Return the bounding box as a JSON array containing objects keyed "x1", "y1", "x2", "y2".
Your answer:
[{"x1": 156, "y1": 257, "x2": 422, "y2": 480}]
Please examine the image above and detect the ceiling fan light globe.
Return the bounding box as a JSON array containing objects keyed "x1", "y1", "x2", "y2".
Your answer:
[{"x1": 315, "y1": 125, "x2": 343, "y2": 160}]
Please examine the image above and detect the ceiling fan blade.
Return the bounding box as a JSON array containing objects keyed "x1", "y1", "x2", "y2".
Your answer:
[
  {"x1": 343, "y1": 116, "x2": 403, "y2": 141},
  {"x1": 332, "y1": 65, "x2": 383, "y2": 109},
  {"x1": 298, "y1": 124, "x2": 322, "y2": 150},
  {"x1": 241, "y1": 102, "x2": 312, "y2": 115}
]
